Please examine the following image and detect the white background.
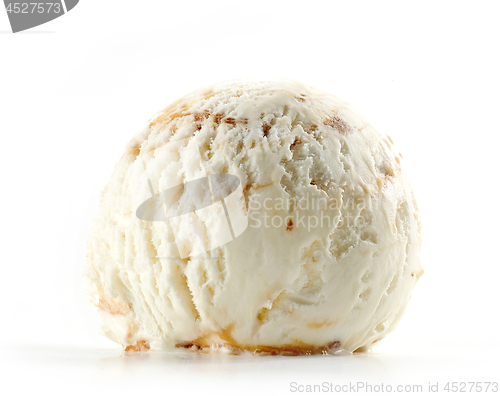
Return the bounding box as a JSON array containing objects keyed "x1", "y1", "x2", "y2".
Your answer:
[{"x1": 1, "y1": 1, "x2": 499, "y2": 395}]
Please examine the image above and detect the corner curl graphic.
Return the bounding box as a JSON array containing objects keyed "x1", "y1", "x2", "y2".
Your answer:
[{"x1": 4, "y1": 1, "x2": 79, "y2": 33}]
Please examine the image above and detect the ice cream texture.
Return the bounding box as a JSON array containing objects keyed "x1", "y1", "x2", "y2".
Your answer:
[{"x1": 85, "y1": 79, "x2": 423, "y2": 354}]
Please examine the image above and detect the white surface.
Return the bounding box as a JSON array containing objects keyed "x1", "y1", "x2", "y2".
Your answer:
[
  {"x1": 3, "y1": 339, "x2": 498, "y2": 396},
  {"x1": 1, "y1": 1, "x2": 499, "y2": 395}
]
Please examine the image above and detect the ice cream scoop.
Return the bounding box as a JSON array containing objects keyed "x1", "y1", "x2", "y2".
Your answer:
[{"x1": 85, "y1": 78, "x2": 423, "y2": 354}]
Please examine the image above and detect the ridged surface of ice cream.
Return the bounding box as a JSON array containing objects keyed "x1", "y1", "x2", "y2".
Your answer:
[{"x1": 85, "y1": 79, "x2": 422, "y2": 354}]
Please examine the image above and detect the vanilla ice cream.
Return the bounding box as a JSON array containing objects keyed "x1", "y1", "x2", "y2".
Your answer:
[{"x1": 85, "y1": 78, "x2": 423, "y2": 354}]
